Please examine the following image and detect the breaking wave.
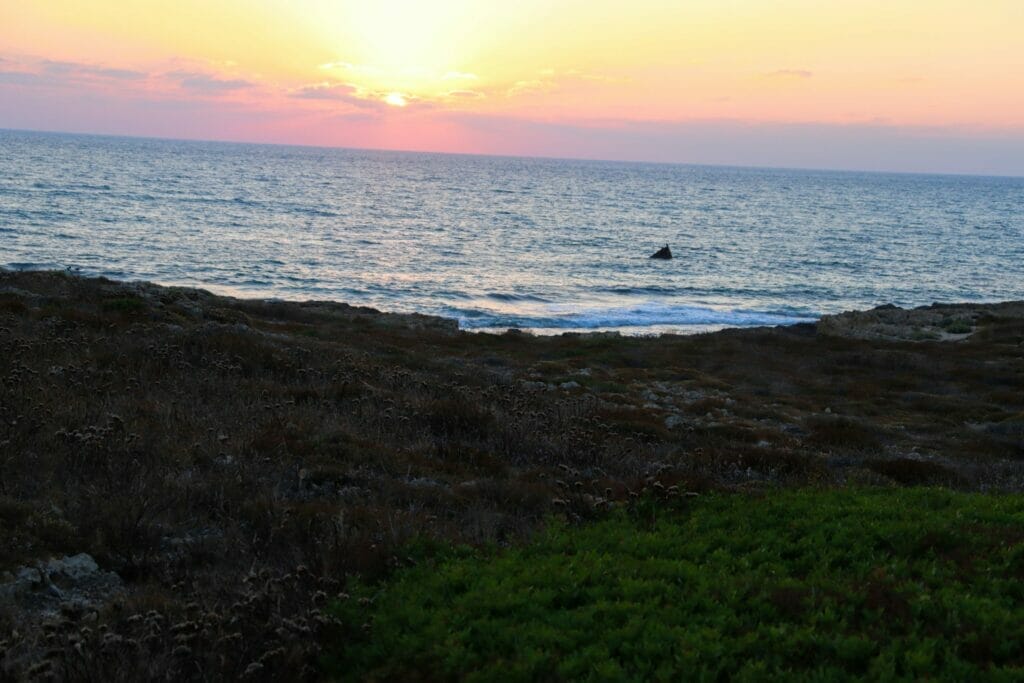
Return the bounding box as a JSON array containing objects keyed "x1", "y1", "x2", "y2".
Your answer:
[{"x1": 451, "y1": 302, "x2": 819, "y2": 331}]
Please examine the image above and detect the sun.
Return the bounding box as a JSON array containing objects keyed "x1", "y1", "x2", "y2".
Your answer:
[{"x1": 313, "y1": 1, "x2": 478, "y2": 97}]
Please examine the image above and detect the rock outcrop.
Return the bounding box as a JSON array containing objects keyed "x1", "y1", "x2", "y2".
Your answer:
[
  {"x1": 817, "y1": 301, "x2": 1024, "y2": 342},
  {"x1": 0, "y1": 553, "x2": 124, "y2": 617}
]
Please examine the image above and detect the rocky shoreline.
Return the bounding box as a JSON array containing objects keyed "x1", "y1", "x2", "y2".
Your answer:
[
  {"x1": 2, "y1": 269, "x2": 1023, "y2": 680},
  {"x1": 818, "y1": 300, "x2": 1024, "y2": 342}
]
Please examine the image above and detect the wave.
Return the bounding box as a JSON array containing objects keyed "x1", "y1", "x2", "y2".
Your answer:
[
  {"x1": 4, "y1": 261, "x2": 64, "y2": 271},
  {"x1": 595, "y1": 285, "x2": 680, "y2": 296},
  {"x1": 450, "y1": 302, "x2": 819, "y2": 331},
  {"x1": 484, "y1": 292, "x2": 552, "y2": 303}
]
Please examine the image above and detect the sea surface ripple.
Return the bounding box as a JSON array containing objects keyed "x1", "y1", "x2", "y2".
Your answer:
[{"x1": 2, "y1": 130, "x2": 1023, "y2": 333}]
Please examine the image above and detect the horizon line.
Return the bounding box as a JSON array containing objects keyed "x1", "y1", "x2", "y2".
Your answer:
[{"x1": 4, "y1": 125, "x2": 1022, "y2": 181}]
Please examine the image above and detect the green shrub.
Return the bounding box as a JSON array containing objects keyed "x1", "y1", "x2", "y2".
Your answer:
[
  {"x1": 941, "y1": 318, "x2": 973, "y2": 334},
  {"x1": 101, "y1": 296, "x2": 146, "y2": 313},
  {"x1": 326, "y1": 489, "x2": 1024, "y2": 681}
]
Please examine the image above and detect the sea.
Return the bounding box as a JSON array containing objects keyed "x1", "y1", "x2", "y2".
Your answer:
[{"x1": 2, "y1": 129, "x2": 1023, "y2": 334}]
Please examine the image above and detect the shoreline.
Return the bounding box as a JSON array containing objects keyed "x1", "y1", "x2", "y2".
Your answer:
[
  {"x1": 9, "y1": 265, "x2": 1021, "y2": 340},
  {"x1": 2, "y1": 265, "x2": 821, "y2": 337},
  {"x1": 3, "y1": 264, "x2": 822, "y2": 337}
]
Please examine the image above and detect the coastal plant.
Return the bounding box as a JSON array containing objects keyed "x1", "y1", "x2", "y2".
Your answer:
[
  {"x1": 325, "y1": 489, "x2": 1024, "y2": 681},
  {"x1": 2, "y1": 270, "x2": 1024, "y2": 679}
]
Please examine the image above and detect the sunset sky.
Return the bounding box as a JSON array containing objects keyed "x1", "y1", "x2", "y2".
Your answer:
[{"x1": 2, "y1": 1, "x2": 1023, "y2": 174}]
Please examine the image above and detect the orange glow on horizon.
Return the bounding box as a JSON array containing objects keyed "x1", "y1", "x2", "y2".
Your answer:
[{"x1": 1, "y1": 0, "x2": 1022, "y2": 168}]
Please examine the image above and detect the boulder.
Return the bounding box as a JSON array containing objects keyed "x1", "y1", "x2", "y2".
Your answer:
[
  {"x1": 0, "y1": 553, "x2": 123, "y2": 616},
  {"x1": 665, "y1": 415, "x2": 685, "y2": 429}
]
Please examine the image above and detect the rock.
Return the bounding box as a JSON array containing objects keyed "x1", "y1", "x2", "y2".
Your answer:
[
  {"x1": 46, "y1": 553, "x2": 99, "y2": 581},
  {"x1": 650, "y1": 245, "x2": 673, "y2": 260},
  {"x1": 174, "y1": 298, "x2": 204, "y2": 319},
  {"x1": 665, "y1": 414, "x2": 684, "y2": 429},
  {"x1": 0, "y1": 568, "x2": 41, "y2": 599},
  {"x1": 559, "y1": 381, "x2": 581, "y2": 390},
  {"x1": 0, "y1": 553, "x2": 123, "y2": 617},
  {"x1": 817, "y1": 301, "x2": 1024, "y2": 342},
  {"x1": 406, "y1": 477, "x2": 445, "y2": 490},
  {"x1": 520, "y1": 381, "x2": 551, "y2": 391},
  {"x1": 564, "y1": 331, "x2": 621, "y2": 339}
]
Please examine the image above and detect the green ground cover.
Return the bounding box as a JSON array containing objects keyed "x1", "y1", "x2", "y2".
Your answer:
[{"x1": 327, "y1": 489, "x2": 1024, "y2": 681}]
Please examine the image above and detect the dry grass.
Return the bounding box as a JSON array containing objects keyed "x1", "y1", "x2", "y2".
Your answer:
[{"x1": 1, "y1": 270, "x2": 1023, "y2": 680}]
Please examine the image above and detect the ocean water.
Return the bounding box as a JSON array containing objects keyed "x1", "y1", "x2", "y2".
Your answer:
[{"x1": 2, "y1": 129, "x2": 1023, "y2": 334}]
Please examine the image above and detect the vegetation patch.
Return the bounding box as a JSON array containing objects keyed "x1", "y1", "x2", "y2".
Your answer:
[
  {"x1": 942, "y1": 319, "x2": 974, "y2": 334},
  {"x1": 2, "y1": 271, "x2": 1024, "y2": 680},
  {"x1": 866, "y1": 458, "x2": 965, "y2": 486},
  {"x1": 101, "y1": 296, "x2": 147, "y2": 314},
  {"x1": 804, "y1": 414, "x2": 884, "y2": 450},
  {"x1": 327, "y1": 489, "x2": 1024, "y2": 681}
]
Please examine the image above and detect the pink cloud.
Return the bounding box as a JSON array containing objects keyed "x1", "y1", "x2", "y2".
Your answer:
[
  {"x1": 1, "y1": 52, "x2": 1022, "y2": 176},
  {"x1": 167, "y1": 70, "x2": 254, "y2": 93}
]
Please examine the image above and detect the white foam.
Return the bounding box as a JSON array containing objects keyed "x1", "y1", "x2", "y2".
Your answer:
[{"x1": 455, "y1": 301, "x2": 818, "y2": 330}]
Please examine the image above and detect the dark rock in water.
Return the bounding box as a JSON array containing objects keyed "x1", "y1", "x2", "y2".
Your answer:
[{"x1": 650, "y1": 245, "x2": 672, "y2": 260}]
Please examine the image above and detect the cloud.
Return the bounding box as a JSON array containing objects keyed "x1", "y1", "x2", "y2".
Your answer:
[
  {"x1": 42, "y1": 60, "x2": 146, "y2": 80},
  {"x1": 563, "y1": 68, "x2": 629, "y2": 84},
  {"x1": 290, "y1": 82, "x2": 389, "y2": 110},
  {"x1": 318, "y1": 61, "x2": 383, "y2": 77},
  {"x1": 0, "y1": 56, "x2": 149, "y2": 88},
  {"x1": 442, "y1": 71, "x2": 479, "y2": 81},
  {"x1": 507, "y1": 79, "x2": 548, "y2": 96},
  {"x1": 4, "y1": 70, "x2": 1023, "y2": 176},
  {"x1": 290, "y1": 82, "x2": 436, "y2": 111},
  {"x1": 504, "y1": 69, "x2": 629, "y2": 98},
  {"x1": 0, "y1": 70, "x2": 50, "y2": 86},
  {"x1": 0, "y1": 54, "x2": 263, "y2": 99},
  {"x1": 292, "y1": 82, "x2": 361, "y2": 101},
  {"x1": 169, "y1": 70, "x2": 253, "y2": 93},
  {"x1": 446, "y1": 89, "x2": 485, "y2": 100},
  {"x1": 765, "y1": 69, "x2": 813, "y2": 79}
]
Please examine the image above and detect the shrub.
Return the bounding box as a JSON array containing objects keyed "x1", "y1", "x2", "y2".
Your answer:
[
  {"x1": 867, "y1": 458, "x2": 964, "y2": 486},
  {"x1": 943, "y1": 319, "x2": 973, "y2": 334},
  {"x1": 805, "y1": 414, "x2": 883, "y2": 450},
  {"x1": 326, "y1": 489, "x2": 1024, "y2": 681}
]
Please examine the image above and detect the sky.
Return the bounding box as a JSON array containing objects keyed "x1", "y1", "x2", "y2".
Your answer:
[{"x1": 2, "y1": 1, "x2": 1023, "y2": 175}]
